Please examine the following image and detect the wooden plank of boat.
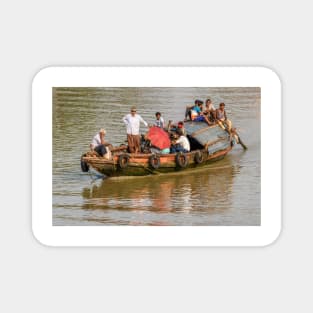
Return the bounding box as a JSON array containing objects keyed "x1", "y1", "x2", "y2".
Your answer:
[
  {"x1": 184, "y1": 122, "x2": 229, "y2": 147},
  {"x1": 82, "y1": 146, "x2": 231, "y2": 177}
]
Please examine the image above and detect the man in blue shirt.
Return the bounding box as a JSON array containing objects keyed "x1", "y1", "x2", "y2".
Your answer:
[{"x1": 184, "y1": 99, "x2": 203, "y2": 121}]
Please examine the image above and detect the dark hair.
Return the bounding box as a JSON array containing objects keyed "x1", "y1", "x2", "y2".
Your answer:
[
  {"x1": 176, "y1": 128, "x2": 183, "y2": 136},
  {"x1": 178, "y1": 121, "x2": 184, "y2": 126},
  {"x1": 220, "y1": 102, "x2": 225, "y2": 107},
  {"x1": 206, "y1": 98, "x2": 211, "y2": 104},
  {"x1": 155, "y1": 112, "x2": 161, "y2": 116},
  {"x1": 195, "y1": 99, "x2": 203, "y2": 105}
]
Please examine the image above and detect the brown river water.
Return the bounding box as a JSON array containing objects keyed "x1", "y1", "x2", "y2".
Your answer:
[{"x1": 53, "y1": 87, "x2": 260, "y2": 226}]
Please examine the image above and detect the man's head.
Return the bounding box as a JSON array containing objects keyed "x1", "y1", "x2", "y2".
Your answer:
[
  {"x1": 176, "y1": 128, "x2": 184, "y2": 137},
  {"x1": 155, "y1": 112, "x2": 161, "y2": 119},
  {"x1": 130, "y1": 106, "x2": 137, "y2": 116},
  {"x1": 219, "y1": 102, "x2": 225, "y2": 109},
  {"x1": 99, "y1": 128, "x2": 106, "y2": 135},
  {"x1": 195, "y1": 99, "x2": 203, "y2": 106},
  {"x1": 177, "y1": 121, "x2": 184, "y2": 128},
  {"x1": 206, "y1": 99, "x2": 212, "y2": 107}
]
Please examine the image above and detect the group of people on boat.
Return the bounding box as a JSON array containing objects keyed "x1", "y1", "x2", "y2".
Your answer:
[
  {"x1": 89, "y1": 99, "x2": 234, "y2": 158},
  {"x1": 122, "y1": 106, "x2": 191, "y2": 155},
  {"x1": 185, "y1": 98, "x2": 232, "y2": 131}
]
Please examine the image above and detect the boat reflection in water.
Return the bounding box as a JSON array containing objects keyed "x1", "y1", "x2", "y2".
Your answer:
[{"x1": 81, "y1": 161, "x2": 237, "y2": 226}]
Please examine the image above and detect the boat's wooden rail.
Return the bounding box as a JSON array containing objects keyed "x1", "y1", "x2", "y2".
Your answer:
[{"x1": 110, "y1": 145, "x2": 128, "y2": 153}]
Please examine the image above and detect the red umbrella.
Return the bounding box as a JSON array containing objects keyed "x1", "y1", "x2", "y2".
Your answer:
[{"x1": 146, "y1": 126, "x2": 171, "y2": 150}]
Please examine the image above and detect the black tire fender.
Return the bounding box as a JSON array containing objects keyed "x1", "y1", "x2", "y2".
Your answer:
[
  {"x1": 80, "y1": 154, "x2": 89, "y2": 172},
  {"x1": 175, "y1": 152, "x2": 189, "y2": 168},
  {"x1": 118, "y1": 153, "x2": 130, "y2": 169},
  {"x1": 149, "y1": 154, "x2": 160, "y2": 169},
  {"x1": 194, "y1": 150, "x2": 204, "y2": 164}
]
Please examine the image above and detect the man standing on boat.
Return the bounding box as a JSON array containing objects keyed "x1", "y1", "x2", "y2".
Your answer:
[
  {"x1": 154, "y1": 112, "x2": 165, "y2": 128},
  {"x1": 123, "y1": 106, "x2": 148, "y2": 153}
]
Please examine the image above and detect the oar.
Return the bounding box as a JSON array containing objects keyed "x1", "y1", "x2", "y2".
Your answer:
[{"x1": 232, "y1": 128, "x2": 247, "y2": 150}]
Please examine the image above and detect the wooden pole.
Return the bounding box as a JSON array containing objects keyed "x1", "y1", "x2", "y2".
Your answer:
[{"x1": 233, "y1": 129, "x2": 247, "y2": 150}]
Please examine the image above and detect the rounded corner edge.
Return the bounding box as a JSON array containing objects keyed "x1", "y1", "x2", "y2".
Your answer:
[
  {"x1": 31, "y1": 224, "x2": 54, "y2": 248},
  {"x1": 260, "y1": 223, "x2": 282, "y2": 248},
  {"x1": 258, "y1": 66, "x2": 282, "y2": 88},
  {"x1": 32, "y1": 66, "x2": 55, "y2": 89}
]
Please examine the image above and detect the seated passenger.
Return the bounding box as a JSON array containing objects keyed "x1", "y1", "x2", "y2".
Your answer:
[
  {"x1": 203, "y1": 98, "x2": 216, "y2": 121},
  {"x1": 170, "y1": 129, "x2": 190, "y2": 153},
  {"x1": 168, "y1": 121, "x2": 186, "y2": 134},
  {"x1": 154, "y1": 112, "x2": 165, "y2": 128},
  {"x1": 216, "y1": 102, "x2": 232, "y2": 132},
  {"x1": 177, "y1": 121, "x2": 187, "y2": 136},
  {"x1": 185, "y1": 99, "x2": 203, "y2": 121},
  {"x1": 192, "y1": 101, "x2": 214, "y2": 125},
  {"x1": 193, "y1": 113, "x2": 214, "y2": 125},
  {"x1": 90, "y1": 128, "x2": 112, "y2": 159}
]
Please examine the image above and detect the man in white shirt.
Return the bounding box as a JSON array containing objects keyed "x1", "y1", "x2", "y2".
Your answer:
[
  {"x1": 90, "y1": 128, "x2": 112, "y2": 159},
  {"x1": 122, "y1": 106, "x2": 148, "y2": 153},
  {"x1": 170, "y1": 129, "x2": 190, "y2": 153},
  {"x1": 154, "y1": 112, "x2": 165, "y2": 128},
  {"x1": 176, "y1": 134, "x2": 190, "y2": 152}
]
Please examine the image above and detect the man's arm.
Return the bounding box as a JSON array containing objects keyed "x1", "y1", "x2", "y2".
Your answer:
[
  {"x1": 90, "y1": 135, "x2": 97, "y2": 150},
  {"x1": 216, "y1": 109, "x2": 221, "y2": 120},
  {"x1": 176, "y1": 137, "x2": 182, "y2": 145},
  {"x1": 100, "y1": 132, "x2": 105, "y2": 144},
  {"x1": 122, "y1": 115, "x2": 129, "y2": 125}
]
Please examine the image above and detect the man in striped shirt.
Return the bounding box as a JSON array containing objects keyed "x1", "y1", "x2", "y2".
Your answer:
[{"x1": 154, "y1": 112, "x2": 165, "y2": 128}]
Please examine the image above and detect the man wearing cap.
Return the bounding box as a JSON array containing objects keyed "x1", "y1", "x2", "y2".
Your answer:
[
  {"x1": 90, "y1": 128, "x2": 111, "y2": 158},
  {"x1": 122, "y1": 107, "x2": 148, "y2": 153}
]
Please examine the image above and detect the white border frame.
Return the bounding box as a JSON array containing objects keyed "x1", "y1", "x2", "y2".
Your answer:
[{"x1": 32, "y1": 67, "x2": 281, "y2": 247}]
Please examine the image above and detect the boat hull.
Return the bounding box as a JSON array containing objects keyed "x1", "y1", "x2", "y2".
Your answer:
[{"x1": 82, "y1": 146, "x2": 232, "y2": 177}]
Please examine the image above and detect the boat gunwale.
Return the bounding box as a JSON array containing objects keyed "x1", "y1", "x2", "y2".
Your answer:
[{"x1": 82, "y1": 145, "x2": 232, "y2": 166}]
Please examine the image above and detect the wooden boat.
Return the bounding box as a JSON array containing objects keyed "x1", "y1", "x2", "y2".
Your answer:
[{"x1": 81, "y1": 122, "x2": 237, "y2": 177}]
